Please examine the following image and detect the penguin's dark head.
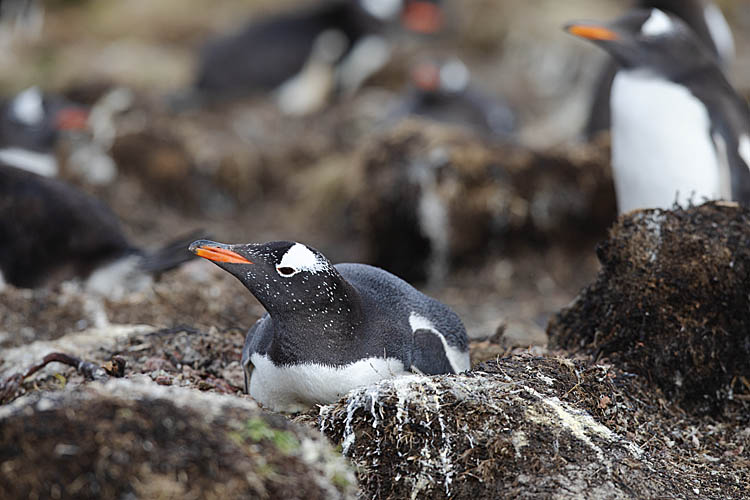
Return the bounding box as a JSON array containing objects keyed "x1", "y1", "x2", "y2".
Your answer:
[
  {"x1": 565, "y1": 9, "x2": 714, "y2": 77},
  {"x1": 0, "y1": 87, "x2": 89, "y2": 152},
  {"x1": 190, "y1": 239, "x2": 348, "y2": 315}
]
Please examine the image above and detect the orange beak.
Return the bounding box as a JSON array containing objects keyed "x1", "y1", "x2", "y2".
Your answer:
[
  {"x1": 191, "y1": 243, "x2": 253, "y2": 264},
  {"x1": 55, "y1": 107, "x2": 89, "y2": 131},
  {"x1": 402, "y1": 1, "x2": 443, "y2": 34},
  {"x1": 565, "y1": 24, "x2": 619, "y2": 41}
]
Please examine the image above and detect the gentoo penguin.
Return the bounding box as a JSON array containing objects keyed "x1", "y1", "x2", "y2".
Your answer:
[
  {"x1": 0, "y1": 87, "x2": 88, "y2": 177},
  {"x1": 392, "y1": 58, "x2": 516, "y2": 138},
  {"x1": 566, "y1": 8, "x2": 750, "y2": 213},
  {"x1": 189, "y1": 239, "x2": 470, "y2": 412},
  {"x1": 0, "y1": 163, "x2": 200, "y2": 293},
  {"x1": 584, "y1": 0, "x2": 734, "y2": 139},
  {"x1": 191, "y1": 0, "x2": 444, "y2": 114}
]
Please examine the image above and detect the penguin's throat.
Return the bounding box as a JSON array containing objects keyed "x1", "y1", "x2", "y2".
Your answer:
[{"x1": 257, "y1": 279, "x2": 363, "y2": 335}]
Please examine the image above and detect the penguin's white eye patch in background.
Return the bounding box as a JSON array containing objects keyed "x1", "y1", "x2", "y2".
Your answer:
[
  {"x1": 276, "y1": 243, "x2": 326, "y2": 277},
  {"x1": 641, "y1": 9, "x2": 673, "y2": 37},
  {"x1": 12, "y1": 87, "x2": 45, "y2": 126}
]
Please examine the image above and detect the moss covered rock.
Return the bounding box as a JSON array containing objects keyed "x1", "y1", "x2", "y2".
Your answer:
[{"x1": 0, "y1": 379, "x2": 357, "y2": 499}]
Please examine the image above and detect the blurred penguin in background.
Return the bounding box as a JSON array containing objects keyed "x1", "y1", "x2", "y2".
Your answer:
[
  {"x1": 0, "y1": 87, "x2": 89, "y2": 177},
  {"x1": 192, "y1": 0, "x2": 444, "y2": 115},
  {"x1": 585, "y1": 0, "x2": 735, "y2": 140},
  {"x1": 567, "y1": 9, "x2": 750, "y2": 213},
  {"x1": 391, "y1": 57, "x2": 517, "y2": 139}
]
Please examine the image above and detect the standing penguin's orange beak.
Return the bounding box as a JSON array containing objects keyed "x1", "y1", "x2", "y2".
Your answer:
[{"x1": 565, "y1": 23, "x2": 619, "y2": 41}]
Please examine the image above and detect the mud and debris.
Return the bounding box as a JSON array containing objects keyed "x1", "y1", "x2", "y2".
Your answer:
[
  {"x1": 0, "y1": 379, "x2": 357, "y2": 500},
  {"x1": 355, "y1": 120, "x2": 615, "y2": 283},
  {"x1": 548, "y1": 202, "x2": 750, "y2": 414},
  {"x1": 319, "y1": 355, "x2": 750, "y2": 499}
]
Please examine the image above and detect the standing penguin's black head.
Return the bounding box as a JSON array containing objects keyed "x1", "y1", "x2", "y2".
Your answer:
[
  {"x1": 565, "y1": 8, "x2": 716, "y2": 78},
  {"x1": 189, "y1": 239, "x2": 359, "y2": 321},
  {"x1": 0, "y1": 87, "x2": 89, "y2": 152}
]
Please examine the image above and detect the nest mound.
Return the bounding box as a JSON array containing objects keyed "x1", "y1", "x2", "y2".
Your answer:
[
  {"x1": 548, "y1": 202, "x2": 750, "y2": 413},
  {"x1": 319, "y1": 355, "x2": 748, "y2": 499},
  {"x1": 355, "y1": 120, "x2": 615, "y2": 282},
  {"x1": 0, "y1": 379, "x2": 356, "y2": 500}
]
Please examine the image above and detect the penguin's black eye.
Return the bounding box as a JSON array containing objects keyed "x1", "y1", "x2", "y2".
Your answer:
[{"x1": 277, "y1": 267, "x2": 296, "y2": 277}]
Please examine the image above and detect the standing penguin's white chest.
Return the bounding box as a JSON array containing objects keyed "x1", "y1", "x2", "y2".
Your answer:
[{"x1": 610, "y1": 70, "x2": 728, "y2": 213}]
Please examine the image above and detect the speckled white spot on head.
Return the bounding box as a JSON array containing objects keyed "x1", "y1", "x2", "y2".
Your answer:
[
  {"x1": 738, "y1": 134, "x2": 750, "y2": 169},
  {"x1": 11, "y1": 87, "x2": 44, "y2": 125},
  {"x1": 359, "y1": 0, "x2": 401, "y2": 20},
  {"x1": 277, "y1": 243, "x2": 327, "y2": 277},
  {"x1": 641, "y1": 9, "x2": 673, "y2": 37},
  {"x1": 409, "y1": 312, "x2": 470, "y2": 373}
]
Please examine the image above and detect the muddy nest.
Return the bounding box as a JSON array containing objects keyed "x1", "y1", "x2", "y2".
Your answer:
[
  {"x1": 548, "y1": 202, "x2": 750, "y2": 413},
  {"x1": 355, "y1": 120, "x2": 615, "y2": 282},
  {"x1": 319, "y1": 355, "x2": 749, "y2": 499},
  {"x1": 0, "y1": 379, "x2": 356, "y2": 500}
]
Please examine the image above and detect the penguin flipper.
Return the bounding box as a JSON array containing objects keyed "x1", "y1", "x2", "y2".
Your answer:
[
  {"x1": 139, "y1": 229, "x2": 210, "y2": 274},
  {"x1": 411, "y1": 328, "x2": 455, "y2": 375}
]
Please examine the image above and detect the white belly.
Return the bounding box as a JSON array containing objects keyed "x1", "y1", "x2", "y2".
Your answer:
[
  {"x1": 248, "y1": 353, "x2": 410, "y2": 413},
  {"x1": 611, "y1": 70, "x2": 726, "y2": 213}
]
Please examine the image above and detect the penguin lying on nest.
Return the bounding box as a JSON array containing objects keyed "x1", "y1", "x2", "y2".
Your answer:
[
  {"x1": 0, "y1": 163, "x2": 202, "y2": 295},
  {"x1": 566, "y1": 8, "x2": 750, "y2": 213},
  {"x1": 190, "y1": 239, "x2": 470, "y2": 412}
]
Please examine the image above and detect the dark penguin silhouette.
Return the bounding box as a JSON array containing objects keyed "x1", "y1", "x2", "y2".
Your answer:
[
  {"x1": 585, "y1": 0, "x2": 734, "y2": 139},
  {"x1": 392, "y1": 58, "x2": 516, "y2": 138},
  {"x1": 190, "y1": 0, "x2": 444, "y2": 114},
  {"x1": 0, "y1": 87, "x2": 88, "y2": 177},
  {"x1": 190, "y1": 239, "x2": 470, "y2": 412},
  {"x1": 0, "y1": 163, "x2": 201, "y2": 292},
  {"x1": 566, "y1": 8, "x2": 750, "y2": 213}
]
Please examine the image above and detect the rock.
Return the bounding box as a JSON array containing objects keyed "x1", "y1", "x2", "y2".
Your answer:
[
  {"x1": 547, "y1": 202, "x2": 750, "y2": 413},
  {"x1": 355, "y1": 120, "x2": 615, "y2": 282},
  {"x1": 319, "y1": 355, "x2": 749, "y2": 499},
  {"x1": 0, "y1": 379, "x2": 357, "y2": 500}
]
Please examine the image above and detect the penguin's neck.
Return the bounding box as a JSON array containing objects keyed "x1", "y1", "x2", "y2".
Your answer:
[{"x1": 256, "y1": 272, "x2": 365, "y2": 359}]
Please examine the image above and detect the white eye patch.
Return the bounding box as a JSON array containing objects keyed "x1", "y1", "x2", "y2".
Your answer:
[
  {"x1": 11, "y1": 87, "x2": 44, "y2": 126},
  {"x1": 276, "y1": 243, "x2": 327, "y2": 277},
  {"x1": 641, "y1": 9, "x2": 673, "y2": 37},
  {"x1": 359, "y1": 0, "x2": 401, "y2": 20}
]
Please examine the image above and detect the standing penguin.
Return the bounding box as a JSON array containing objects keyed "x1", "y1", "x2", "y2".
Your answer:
[
  {"x1": 566, "y1": 8, "x2": 750, "y2": 213},
  {"x1": 584, "y1": 0, "x2": 734, "y2": 139},
  {"x1": 189, "y1": 239, "x2": 470, "y2": 412}
]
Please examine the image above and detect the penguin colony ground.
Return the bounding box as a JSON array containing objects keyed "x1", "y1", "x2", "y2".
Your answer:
[
  {"x1": 190, "y1": 239, "x2": 470, "y2": 412},
  {"x1": 1, "y1": 0, "x2": 748, "y2": 415}
]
